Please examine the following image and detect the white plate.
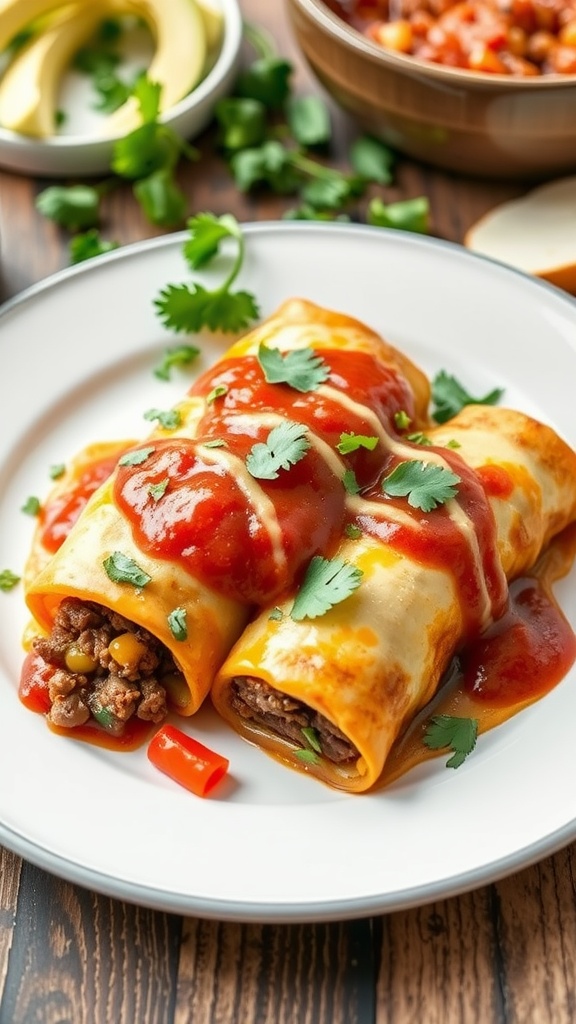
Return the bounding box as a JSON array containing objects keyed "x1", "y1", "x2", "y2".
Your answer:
[
  {"x1": 0, "y1": 0, "x2": 242, "y2": 177},
  {"x1": 0, "y1": 223, "x2": 575, "y2": 922}
]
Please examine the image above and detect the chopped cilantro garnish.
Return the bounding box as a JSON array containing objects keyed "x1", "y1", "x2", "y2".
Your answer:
[
  {"x1": 21, "y1": 496, "x2": 41, "y2": 516},
  {"x1": 118, "y1": 447, "x2": 155, "y2": 467},
  {"x1": 344, "y1": 523, "x2": 362, "y2": 540},
  {"x1": 295, "y1": 748, "x2": 320, "y2": 765},
  {"x1": 431, "y1": 371, "x2": 504, "y2": 424},
  {"x1": 246, "y1": 421, "x2": 310, "y2": 480},
  {"x1": 423, "y1": 714, "x2": 478, "y2": 768},
  {"x1": 153, "y1": 345, "x2": 200, "y2": 382},
  {"x1": 148, "y1": 478, "x2": 169, "y2": 501},
  {"x1": 406, "y1": 432, "x2": 432, "y2": 446},
  {"x1": 143, "y1": 407, "x2": 182, "y2": 430},
  {"x1": 206, "y1": 384, "x2": 228, "y2": 404},
  {"x1": 381, "y1": 460, "x2": 460, "y2": 512},
  {"x1": 49, "y1": 464, "x2": 66, "y2": 480},
  {"x1": 257, "y1": 343, "x2": 330, "y2": 393},
  {"x1": 69, "y1": 229, "x2": 119, "y2": 265},
  {"x1": 336, "y1": 432, "x2": 379, "y2": 454},
  {"x1": 302, "y1": 726, "x2": 322, "y2": 754},
  {"x1": 291, "y1": 556, "x2": 363, "y2": 621},
  {"x1": 393, "y1": 410, "x2": 411, "y2": 430},
  {"x1": 167, "y1": 607, "x2": 188, "y2": 641},
  {"x1": 0, "y1": 569, "x2": 20, "y2": 592},
  {"x1": 342, "y1": 469, "x2": 361, "y2": 495},
  {"x1": 103, "y1": 552, "x2": 151, "y2": 587}
]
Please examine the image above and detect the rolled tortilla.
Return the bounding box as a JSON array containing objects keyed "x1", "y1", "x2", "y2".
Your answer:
[
  {"x1": 211, "y1": 405, "x2": 576, "y2": 792},
  {"x1": 23, "y1": 298, "x2": 428, "y2": 732}
]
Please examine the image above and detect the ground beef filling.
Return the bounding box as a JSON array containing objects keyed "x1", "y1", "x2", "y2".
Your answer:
[
  {"x1": 33, "y1": 598, "x2": 175, "y2": 735},
  {"x1": 230, "y1": 677, "x2": 359, "y2": 764}
]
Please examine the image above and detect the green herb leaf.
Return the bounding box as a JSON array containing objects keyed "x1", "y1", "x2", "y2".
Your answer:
[
  {"x1": 143, "y1": 407, "x2": 182, "y2": 430},
  {"x1": 246, "y1": 420, "x2": 310, "y2": 480},
  {"x1": 406, "y1": 431, "x2": 432, "y2": 445},
  {"x1": 118, "y1": 446, "x2": 155, "y2": 467},
  {"x1": 21, "y1": 496, "x2": 41, "y2": 516},
  {"x1": 148, "y1": 478, "x2": 169, "y2": 501},
  {"x1": 167, "y1": 606, "x2": 188, "y2": 641},
  {"x1": 49, "y1": 464, "x2": 66, "y2": 480},
  {"x1": 291, "y1": 556, "x2": 363, "y2": 621},
  {"x1": 257, "y1": 344, "x2": 330, "y2": 393},
  {"x1": 394, "y1": 410, "x2": 411, "y2": 430},
  {"x1": 342, "y1": 468, "x2": 361, "y2": 495},
  {"x1": 153, "y1": 345, "x2": 200, "y2": 381},
  {"x1": 183, "y1": 211, "x2": 239, "y2": 269},
  {"x1": 36, "y1": 185, "x2": 101, "y2": 230},
  {"x1": 103, "y1": 551, "x2": 151, "y2": 587},
  {"x1": 69, "y1": 229, "x2": 119, "y2": 264},
  {"x1": 203, "y1": 438, "x2": 227, "y2": 448},
  {"x1": 299, "y1": 175, "x2": 355, "y2": 210},
  {"x1": 381, "y1": 460, "x2": 461, "y2": 512},
  {"x1": 234, "y1": 56, "x2": 293, "y2": 109},
  {"x1": 302, "y1": 726, "x2": 322, "y2": 753},
  {"x1": 423, "y1": 714, "x2": 478, "y2": 768},
  {"x1": 286, "y1": 94, "x2": 331, "y2": 147},
  {"x1": 215, "y1": 96, "x2": 267, "y2": 151},
  {"x1": 134, "y1": 169, "x2": 187, "y2": 228},
  {"x1": 336, "y1": 432, "x2": 379, "y2": 454},
  {"x1": 0, "y1": 569, "x2": 20, "y2": 591},
  {"x1": 431, "y1": 371, "x2": 504, "y2": 424},
  {"x1": 349, "y1": 134, "x2": 396, "y2": 185},
  {"x1": 295, "y1": 747, "x2": 320, "y2": 765},
  {"x1": 367, "y1": 196, "x2": 430, "y2": 234},
  {"x1": 269, "y1": 606, "x2": 283, "y2": 621},
  {"x1": 344, "y1": 523, "x2": 362, "y2": 539},
  {"x1": 231, "y1": 141, "x2": 300, "y2": 194},
  {"x1": 206, "y1": 385, "x2": 228, "y2": 404}
]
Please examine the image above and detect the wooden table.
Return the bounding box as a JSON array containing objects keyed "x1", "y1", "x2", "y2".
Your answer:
[{"x1": 1, "y1": 2, "x2": 575, "y2": 1021}]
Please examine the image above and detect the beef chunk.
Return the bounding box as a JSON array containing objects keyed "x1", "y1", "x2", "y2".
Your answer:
[
  {"x1": 231, "y1": 677, "x2": 358, "y2": 764},
  {"x1": 33, "y1": 597, "x2": 176, "y2": 733}
]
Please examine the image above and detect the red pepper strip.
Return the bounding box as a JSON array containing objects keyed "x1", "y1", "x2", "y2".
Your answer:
[{"x1": 147, "y1": 725, "x2": 229, "y2": 797}]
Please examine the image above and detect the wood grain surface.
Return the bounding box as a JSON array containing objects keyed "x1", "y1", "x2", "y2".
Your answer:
[{"x1": 0, "y1": 1, "x2": 574, "y2": 1022}]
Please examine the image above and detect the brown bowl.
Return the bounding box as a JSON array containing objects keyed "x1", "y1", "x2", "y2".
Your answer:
[{"x1": 285, "y1": 0, "x2": 576, "y2": 179}]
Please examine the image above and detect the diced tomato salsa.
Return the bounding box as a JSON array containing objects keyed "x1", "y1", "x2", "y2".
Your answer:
[{"x1": 326, "y1": 0, "x2": 576, "y2": 74}]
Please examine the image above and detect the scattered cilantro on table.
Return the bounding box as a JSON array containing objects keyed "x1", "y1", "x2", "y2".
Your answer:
[{"x1": 431, "y1": 371, "x2": 505, "y2": 423}]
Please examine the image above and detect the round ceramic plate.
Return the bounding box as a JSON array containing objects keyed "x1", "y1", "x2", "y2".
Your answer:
[
  {"x1": 0, "y1": 0, "x2": 242, "y2": 177},
  {"x1": 0, "y1": 222, "x2": 575, "y2": 922}
]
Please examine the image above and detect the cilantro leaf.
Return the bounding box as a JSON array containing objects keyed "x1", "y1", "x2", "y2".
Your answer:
[
  {"x1": 406, "y1": 432, "x2": 432, "y2": 445},
  {"x1": 286, "y1": 95, "x2": 331, "y2": 148},
  {"x1": 234, "y1": 54, "x2": 293, "y2": 110},
  {"x1": 381, "y1": 460, "x2": 461, "y2": 512},
  {"x1": 349, "y1": 134, "x2": 396, "y2": 185},
  {"x1": 21, "y1": 496, "x2": 41, "y2": 516},
  {"x1": 367, "y1": 196, "x2": 430, "y2": 234},
  {"x1": 342, "y1": 469, "x2": 360, "y2": 495},
  {"x1": 167, "y1": 606, "x2": 188, "y2": 641},
  {"x1": 336, "y1": 432, "x2": 378, "y2": 454},
  {"x1": 295, "y1": 748, "x2": 320, "y2": 765},
  {"x1": 0, "y1": 569, "x2": 20, "y2": 591},
  {"x1": 344, "y1": 523, "x2": 362, "y2": 539},
  {"x1": 148, "y1": 478, "x2": 169, "y2": 501},
  {"x1": 257, "y1": 344, "x2": 330, "y2": 392},
  {"x1": 153, "y1": 345, "x2": 200, "y2": 381},
  {"x1": 393, "y1": 410, "x2": 411, "y2": 430},
  {"x1": 118, "y1": 446, "x2": 155, "y2": 466},
  {"x1": 143, "y1": 408, "x2": 182, "y2": 430},
  {"x1": 154, "y1": 214, "x2": 260, "y2": 335},
  {"x1": 49, "y1": 464, "x2": 66, "y2": 480},
  {"x1": 69, "y1": 229, "x2": 119, "y2": 264},
  {"x1": 134, "y1": 169, "x2": 187, "y2": 228},
  {"x1": 215, "y1": 97, "x2": 268, "y2": 152},
  {"x1": 206, "y1": 385, "x2": 228, "y2": 404},
  {"x1": 431, "y1": 371, "x2": 504, "y2": 424},
  {"x1": 301, "y1": 726, "x2": 322, "y2": 753},
  {"x1": 291, "y1": 556, "x2": 363, "y2": 621},
  {"x1": 36, "y1": 185, "x2": 100, "y2": 231},
  {"x1": 423, "y1": 715, "x2": 478, "y2": 768},
  {"x1": 103, "y1": 551, "x2": 151, "y2": 587},
  {"x1": 246, "y1": 421, "x2": 310, "y2": 480}
]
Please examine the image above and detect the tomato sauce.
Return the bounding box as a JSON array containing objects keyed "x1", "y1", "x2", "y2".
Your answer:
[
  {"x1": 39, "y1": 452, "x2": 122, "y2": 554},
  {"x1": 326, "y1": 0, "x2": 576, "y2": 75}
]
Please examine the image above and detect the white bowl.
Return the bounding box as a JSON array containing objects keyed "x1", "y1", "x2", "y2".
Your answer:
[{"x1": 0, "y1": 0, "x2": 242, "y2": 178}]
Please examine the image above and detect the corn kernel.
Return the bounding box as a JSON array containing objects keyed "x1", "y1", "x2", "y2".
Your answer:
[
  {"x1": 64, "y1": 644, "x2": 98, "y2": 674},
  {"x1": 108, "y1": 632, "x2": 147, "y2": 670}
]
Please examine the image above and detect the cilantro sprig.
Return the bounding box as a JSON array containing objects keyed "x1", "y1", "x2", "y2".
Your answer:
[
  {"x1": 246, "y1": 421, "x2": 310, "y2": 480},
  {"x1": 431, "y1": 371, "x2": 504, "y2": 424},
  {"x1": 291, "y1": 556, "x2": 363, "y2": 620},
  {"x1": 257, "y1": 344, "x2": 330, "y2": 392},
  {"x1": 337, "y1": 433, "x2": 379, "y2": 454},
  {"x1": 381, "y1": 460, "x2": 461, "y2": 512},
  {"x1": 423, "y1": 715, "x2": 478, "y2": 768},
  {"x1": 154, "y1": 213, "x2": 260, "y2": 334},
  {"x1": 0, "y1": 570, "x2": 21, "y2": 592},
  {"x1": 103, "y1": 551, "x2": 151, "y2": 587}
]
